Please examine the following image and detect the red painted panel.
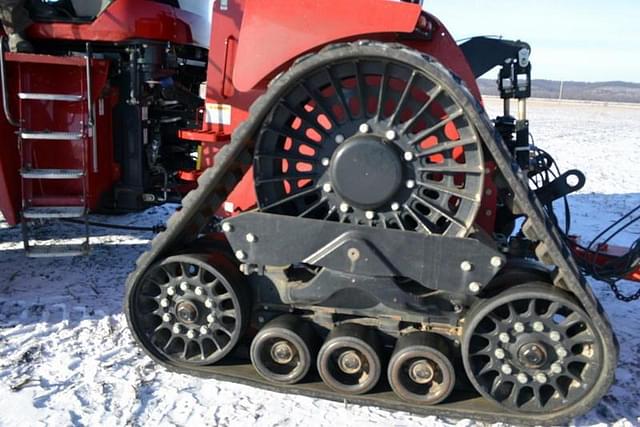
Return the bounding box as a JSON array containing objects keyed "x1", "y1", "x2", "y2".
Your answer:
[
  {"x1": 233, "y1": 0, "x2": 422, "y2": 92},
  {"x1": 0, "y1": 89, "x2": 20, "y2": 226}
]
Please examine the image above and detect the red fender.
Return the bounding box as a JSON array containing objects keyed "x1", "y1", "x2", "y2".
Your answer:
[{"x1": 232, "y1": 0, "x2": 422, "y2": 92}]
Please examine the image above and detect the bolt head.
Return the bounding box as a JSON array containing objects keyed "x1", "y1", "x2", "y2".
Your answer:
[
  {"x1": 246, "y1": 233, "x2": 257, "y2": 243},
  {"x1": 200, "y1": 326, "x2": 209, "y2": 335},
  {"x1": 365, "y1": 211, "x2": 375, "y2": 220},
  {"x1": 205, "y1": 299, "x2": 214, "y2": 309},
  {"x1": 468, "y1": 282, "x2": 481, "y2": 293},
  {"x1": 501, "y1": 364, "x2": 513, "y2": 375},
  {"x1": 490, "y1": 256, "x2": 504, "y2": 268},
  {"x1": 406, "y1": 179, "x2": 416, "y2": 189},
  {"x1": 499, "y1": 332, "x2": 510, "y2": 344},
  {"x1": 556, "y1": 347, "x2": 568, "y2": 358},
  {"x1": 179, "y1": 281, "x2": 189, "y2": 292},
  {"x1": 551, "y1": 362, "x2": 562, "y2": 374},
  {"x1": 535, "y1": 373, "x2": 548, "y2": 384},
  {"x1": 207, "y1": 314, "x2": 216, "y2": 324},
  {"x1": 162, "y1": 313, "x2": 172, "y2": 323},
  {"x1": 335, "y1": 134, "x2": 345, "y2": 144},
  {"x1": 517, "y1": 373, "x2": 529, "y2": 384},
  {"x1": 339, "y1": 203, "x2": 350, "y2": 213},
  {"x1": 322, "y1": 183, "x2": 332, "y2": 193},
  {"x1": 187, "y1": 330, "x2": 196, "y2": 340},
  {"x1": 514, "y1": 322, "x2": 525, "y2": 333},
  {"x1": 403, "y1": 152, "x2": 415, "y2": 162},
  {"x1": 195, "y1": 287, "x2": 204, "y2": 296},
  {"x1": 235, "y1": 250, "x2": 247, "y2": 261},
  {"x1": 549, "y1": 331, "x2": 561, "y2": 342},
  {"x1": 359, "y1": 123, "x2": 370, "y2": 133},
  {"x1": 391, "y1": 202, "x2": 401, "y2": 211},
  {"x1": 533, "y1": 321, "x2": 545, "y2": 332},
  {"x1": 160, "y1": 298, "x2": 170, "y2": 308},
  {"x1": 172, "y1": 324, "x2": 182, "y2": 334},
  {"x1": 221, "y1": 222, "x2": 233, "y2": 233},
  {"x1": 385, "y1": 130, "x2": 397, "y2": 140},
  {"x1": 167, "y1": 286, "x2": 176, "y2": 296},
  {"x1": 321, "y1": 157, "x2": 330, "y2": 167},
  {"x1": 494, "y1": 348, "x2": 506, "y2": 359},
  {"x1": 460, "y1": 261, "x2": 473, "y2": 272}
]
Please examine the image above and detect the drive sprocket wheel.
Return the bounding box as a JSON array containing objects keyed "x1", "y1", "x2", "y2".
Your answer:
[
  {"x1": 126, "y1": 253, "x2": 250, "y2": 366},
  {"x1": 254, "y1": 44, "x2": 484, "y2": 237},
  {"x1": 462, "y1": 283, "x2": 605, "y2": 414}
]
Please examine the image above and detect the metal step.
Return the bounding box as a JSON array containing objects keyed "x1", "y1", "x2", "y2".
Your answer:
[
  {"x1": 25, "y1": 243, "x2": 89, "y2": 258},
  {"x1": 18, "y1": 93, "x2": 84, "y2": 102},
  {"x1": 20, "y1": 131, "x2": 84, "y2": 140},
  {"x1": 21, "y1": 168, "x2": 84, "y2": 179},
  {"x1": 23, "y1": 206, "x2": 86, "y2": 219}
]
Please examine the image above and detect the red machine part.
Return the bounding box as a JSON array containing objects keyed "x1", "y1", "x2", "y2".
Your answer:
[{"x1": 569, "y1": 238, "x2": 640, "y2": 282}]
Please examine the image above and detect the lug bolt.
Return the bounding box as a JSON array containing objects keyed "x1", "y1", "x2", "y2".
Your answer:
[
  {"x1": 187, "y1": 329, "x2": 196, "y2": 340},
  {"x1": 406, "y1": 179, "x2": 416, "y2": 189},
  {"x1": 514, "y1": 322, "x2": 525, "y2": 333},
  {"x1": 501, "y1": 364, "x2": 513, "y2": 375},
  {"x1": 490, "y1": 256, "x2": 504, "y2": 268},
  {"x1": 339, "y1": 203, "x2": 350, "y2": 213},
  {"x1": 517, "y1": 373, "x2": 529, "y2": 384},
  {"x1": 205, "y1": 299, "x2": 214, "y2": 309},
  {"x1": 167, "y1": 286, "x2": 176, "y2": 296},
  {"x1": 222, "y1": 222, "x2": 233, "y2": 232},
  {"x1": 160, "y1": 298, "x2": 170, "y2": 308},
  {"x1": 549, "y1": 331, "x2": 561, "y2": 342},
  {"x1": 494, "y1": 348, "x2": 506, "y2": 359},
  {"x1": 551, "y1": 362, "x2": 563, "y2": 374},
  {"x1": 200, "y1": 326, "x2": 209, "y2": 335},
  {"x1": 535, "y1": 373, "x2": 548, "y2": 384},
  {"x1": 323, "y1": 183, "x2": 332, "y2": 193},
  {"x1": 235, "y1": 250, "x2": 247, "y2": 261},
  {"x1": 359, "y1": 123, "x2": 370, "y2": 133},
  {"x1": 386, "y1": 130, "x2": 397, "y2": 140},
  {"x1": 207, "y1": 314, "x2": 216, "y2": 324},
  {"x1": 404, "y1": 152, "x2": 415, "y2": 162},
  {"x1": 162, "y1": 313, "x2": 172, "y2": 323},
  {"x1": 335, "y1": 134, "x2": 345, "y2": 144},
  {"x1": 468, "y1": 282, "x2": 481, "y2": 293},
  {"x1": 499, "y1": 332, "x2": 510, "y2": 344},
  {"x1": 195, "y1": 287, "x2": 204, "y2": 296},
  {"x1": 460, "y1": 261, "x2": 473, "y2": 272},
  {"x1": 172, "y1": 324, "x2": 182, "y2": 334},
  {"x1": 533, "y1": 321, "x2": 544, "y2": 332},
  {"x1": 556, "y1": 347, "x2": 568, "y2": 358},
  {"x1": 246, "y1": 233, "x2": 257, "y2": 243},
  {"x1": 180, "y1": 281, "x2": 189, "y2": 292},
  {"x1": 365, "y1": 211, "x2": 375, "y2": 220},
  {"x1": 391, "y1": 202, "x2": 400, "y2": 211},
  {"x1": 321, "y1": 157, "x2": 330, "y2": 167}
]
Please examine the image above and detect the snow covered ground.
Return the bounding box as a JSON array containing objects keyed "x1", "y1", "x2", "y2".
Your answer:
[{"x1": 1, "y1": 98, "x2": 639, "y2": 426}]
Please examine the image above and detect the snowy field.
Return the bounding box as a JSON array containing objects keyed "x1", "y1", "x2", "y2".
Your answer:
[{"x1": 1, "y1": 98, "x2": 639, "y2": 426}]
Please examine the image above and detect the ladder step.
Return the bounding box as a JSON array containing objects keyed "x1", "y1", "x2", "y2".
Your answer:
[
  {"x1": 20, "y1": 131, "x2": 84, "y2": 140},
  {"x1": 25, "y1": 243, "x2": 89, "y2": 258},
  {"x1": 21, "y1": 168, "x2": 84, "y2": 179},
  {"x1": 18, "y1": 93, "x2": 84, "y2": 102},
  {"x1": 23, "y1": 206, "x2": 86, "y2": 219}
]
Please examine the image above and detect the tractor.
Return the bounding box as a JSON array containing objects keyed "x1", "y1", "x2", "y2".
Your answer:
[{"x1": 1, "y1": 0, "x2": 638, "y2": 423}]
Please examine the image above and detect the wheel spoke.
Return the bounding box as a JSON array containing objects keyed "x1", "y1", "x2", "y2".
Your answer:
[
  {"x1": 375, "y1": 62, "x2": 390, "y2": 120},
  {"x1": 255, "y1": 172, "x2": 317, "y2": 185},
  {"x1": 300, "y1": 82, "x2": 339, "y2": 127},
  {"x1": 260, "y1": 186, "x2": 321, "y2": 211},
  {"x1": 299, "y1": 196, "x2": 328, "y2": 218},
  {"x1": 400, "y1": 85, "x2": 443, "y2": 134},
  {"x1": 325, "y1": 67, "x2": 352, "y2": 121},
  {"x1": 389, "y1": 71, "x2": 417, "y2": 125},
  {"x1": 410, "y1": 193, "x2": 466, "y2": 229},
  {"x1": 402, "y1": 203, "x2": 434, "y2": 234},
  {"x1": 416, "y1": 137, "x2": 477, "y2": 158},
  {"x1": 417, "y1": 180, "x2": 480, "y2": 202},
  {"x1": 417, "y1": 164, "x2": 484, "y2": 174},
  {"x1": 354, "y1": 61, "x2": 367, "y2": 119},
  {"x1": 278, "y1": 101, "x2": 330, "y2": 137},
  {"x1": 409, "y1": 109, "x2": 465, "y2": 146}
]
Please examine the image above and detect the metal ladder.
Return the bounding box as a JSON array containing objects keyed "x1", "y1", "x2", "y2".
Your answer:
[{"x1": 1, "y1": 40, "x2": 96, "y2": 257}]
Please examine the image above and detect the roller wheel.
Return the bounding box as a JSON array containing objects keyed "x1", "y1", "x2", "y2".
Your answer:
[
  {"x1": 388, "y1": 333, "x2": 455, "y2": 404},
  {"x1": 250, "y1": 315, "x2": 317, "y2": 385},
  {"x1": 462, "y1": 283, "x2": 604, "y2": 414},
  {"x1": 127, "y1": 253, "x2": 250, "y2": 366},
  {"x1": 317, "y1": 324, "x2": 382, "y2": 395}
]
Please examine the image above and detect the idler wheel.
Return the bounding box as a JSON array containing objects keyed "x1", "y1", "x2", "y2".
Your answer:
[
  {"x1": 317, "y1": 324, "x2": 381, "y2": 395},
  {"x1": 250, "y1": 315, "x2": 317, "y2": 385},
  {"x1": 388, "y1": 333, "x2": 455, "y2": 404}
]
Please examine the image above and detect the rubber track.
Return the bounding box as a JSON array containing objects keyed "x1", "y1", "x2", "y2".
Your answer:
[{"x1": 124, "y1": 41, "x2": 618, "y2": 425}]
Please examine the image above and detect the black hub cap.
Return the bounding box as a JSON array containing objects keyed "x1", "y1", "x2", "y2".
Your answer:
[
  {"x1": 330, "y1": 134, "x2": 402, "y2": 209},
  {"x1": 253, "y1": 55, "x2": 484, "y2": 237}
]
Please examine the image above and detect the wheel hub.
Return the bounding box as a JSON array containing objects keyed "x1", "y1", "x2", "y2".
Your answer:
[
  {"x1": 518, "y1": 342, "x2": 548, "y2": 368},
  {"x1": 338, "y1": 350, "x2": 363, "y2": 374},
  {"x1": 270, "y1": 340, "x2": 295, "y2": 364},
  {"x1": 329, "y1": 134, "x2": 403, "y2": 210},
  {"x1": 176, "y1": 300, "x2": 199, "y2": 324},
  {"x1": 409, "y1": 359, "x2": 435, "y2": 384}
]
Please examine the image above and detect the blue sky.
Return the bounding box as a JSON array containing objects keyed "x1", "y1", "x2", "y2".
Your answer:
[{"x1": 426, "y1": 0, "x2": 639, "y2": 83}]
